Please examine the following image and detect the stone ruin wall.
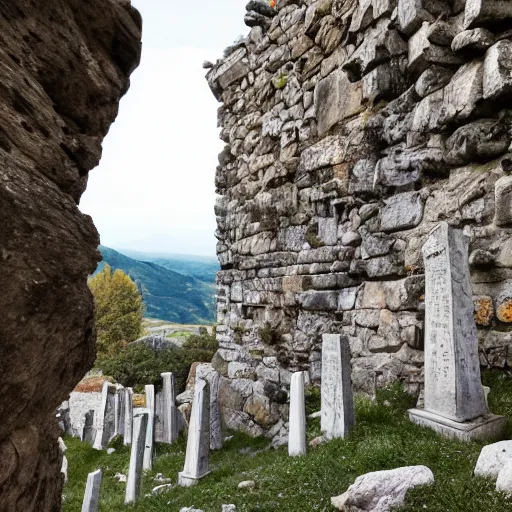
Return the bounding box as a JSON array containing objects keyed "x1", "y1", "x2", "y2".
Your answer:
[
  {"x1": 206, "y1": 0, "x2": 512, "y2": 437},
  {"x1": 0, "y1": 1, "x2": 141, "y2": 510}
]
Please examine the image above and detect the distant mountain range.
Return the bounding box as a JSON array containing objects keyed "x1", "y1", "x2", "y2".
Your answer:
[{"x1": 96, "y1": 246, "x2": 218, "y2": 325}]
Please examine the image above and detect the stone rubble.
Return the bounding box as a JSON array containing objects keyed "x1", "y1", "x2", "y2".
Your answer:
[
  {"x1": 474, "y1": 440, "x2": 512, "y2": 479},
  {"x1": 206, "y1": 0, "x2": 512, "y2": 435},
  {"x1": 331, "y1": 465, "x2": 434, "y2": 511}
]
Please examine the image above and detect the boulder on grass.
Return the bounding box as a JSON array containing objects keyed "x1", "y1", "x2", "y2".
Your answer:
[
  {"x1": 331, "y1": 466, "x2": 434, "y2": 512},
  {"x1": 474, "y1": 441, "x2": 512, "y2": 479}
]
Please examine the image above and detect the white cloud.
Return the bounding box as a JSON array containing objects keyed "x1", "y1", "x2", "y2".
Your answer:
[{"x1": 79, "y1": 0, "x2": 249, "y2": 256}]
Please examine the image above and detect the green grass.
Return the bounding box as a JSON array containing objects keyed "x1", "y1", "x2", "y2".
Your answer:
[{"x1": 64, "y1": 371, "x2": 512, "y2": 511}]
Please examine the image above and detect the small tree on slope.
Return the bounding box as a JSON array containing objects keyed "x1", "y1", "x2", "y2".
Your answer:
[{"x1": 88, "y1": 264, "x2": 144, "y2": 359}]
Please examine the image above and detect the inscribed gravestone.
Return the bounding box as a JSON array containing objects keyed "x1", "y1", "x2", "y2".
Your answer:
[{"x1": 321, "y1": 334, "x2": 355, "y2": 439}]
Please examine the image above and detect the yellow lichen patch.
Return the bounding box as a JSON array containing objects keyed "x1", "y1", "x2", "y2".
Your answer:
[
  {"x1": 74, "y1": 375, "x2": 114, "y2": 393},
  {"x1": 132, "y1": 394, "x2": 146, "y2": 407},
  {"x1": 474, "y1": 296, "x2": 494, "y2": 326},
  {"x1": 497, "y1": 299, "x2": 512, "y2": 323}
]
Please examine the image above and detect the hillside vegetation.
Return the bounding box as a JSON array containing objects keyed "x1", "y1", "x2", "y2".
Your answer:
[
  {"x1": 96, "y1": 246, "x2": 216, "y2": 325},
  {"x1": 63, "y1": 372, "x2": 512, "y2": 512}
]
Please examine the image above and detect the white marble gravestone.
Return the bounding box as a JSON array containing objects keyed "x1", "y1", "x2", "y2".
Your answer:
[
  {"x1": 178, "y1": 378, "x2": 211, "y2": 486},
  {"x1": 289, "y1": 371, "x2": 307, "y2": 457},
  {"x1": 161, "y1": 372, "x2": 178, "y2": 444},
  {"x1": 321, "y1": 334, "x2": 355, "y2": 439},
  {"x1": 408, "y1": 222, "x2": 505, "y2": 441},
  {"x1": 123, "y1": 388, "x2": 133, "y2": 446},
  {"x1": 125, "y1": 409, "x2": 148, "y2": 504},
  {"x1": 196, "y1": 363, "x2": 222, "y2": 450},
  {"x1": 93, "y1": 382, "x2": 116, "y2": 450},
  {"x1": 81, "y1": 469, "x2": 102, "y2": 512},
  {"x1": 143, "y1": 384, "x2": 155, "y2": 470}
]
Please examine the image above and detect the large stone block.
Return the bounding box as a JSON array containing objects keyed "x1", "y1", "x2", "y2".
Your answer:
[
  {"x1": 380, "y1": 191, "x2": 424, "y2": 232},
  {"x1": 483, "y1": 41, "x2": 512, "y2": 100},
  {"x1": 495, "y1": 176, "x2": 512, "y2": 227},
  {"x1": 298, "y1": 136, "x2": 347, "y2": 172},
  {"x1": 464, "y1": 0, "x2": 512, "y2": 29},
  {"x1": 315, "y1": 68, "x2": 363, "y2": 137}
]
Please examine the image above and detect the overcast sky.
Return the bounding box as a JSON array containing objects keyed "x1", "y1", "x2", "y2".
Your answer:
[{"x1": 79, "y1": 0, "x2": 248, "y2": 257}]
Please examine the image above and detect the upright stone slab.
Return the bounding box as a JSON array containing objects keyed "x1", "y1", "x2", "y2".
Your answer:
[
  {"x1": 161, "y1": 372, "x2": 179, "y2": 444},
  {"x1": 321, "y1": 334, "x2": 355, "y2": 439},
  {"x1": 409, "y1": 222, "x2": 505, "y2": 441},
  {"x1": 81, "y1": 469, "x2": 102, "y2": 512},
  {"x1": 196, "y1": 364, "x2": 222, "y2": 450},
  {"x1": 123, "y1": 388, "x2": 133, "y2": 446},
  {"x1": 178, "y1": 378, "x2": 211, "y2": 487},
  {"x1": 143, "y1": 384, "x2": 155, "y2": 470},
  {"x1": 125, "y1": 409, "x2": 149, "y2": 505},
  {"x1": 93, "y1": 382, "x2": 116, "y2": 450},
  {"x1": 288, "y1": 371, "x2": 307, "y2": 457},
  {"x1": 82, "y1": 410, "x2": 96, "y2": 446},
  {"x1": 114, "y1": 384, "x2": 125, "y2": 437}
]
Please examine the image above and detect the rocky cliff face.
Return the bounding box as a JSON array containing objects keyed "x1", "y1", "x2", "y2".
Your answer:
[
  {"x1": 207, "y1": 0, "x2": 512, "y2": 438},
  {"x1": 0, "y1": 1, "x2": 141, "y2": 509}
]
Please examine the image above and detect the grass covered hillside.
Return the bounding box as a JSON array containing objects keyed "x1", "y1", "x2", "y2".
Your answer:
[
  {"x1": 64, "y1": 372, "x2": 512, "y2": 512},
  {"x1": 96, "y1": 246, "x2": 215, "y2": 325}
]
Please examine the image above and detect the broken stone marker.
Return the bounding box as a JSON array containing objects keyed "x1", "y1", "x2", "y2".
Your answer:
[
  {"x1": 288, "y1": 371, "x2": 306, "y2": 457},
  {"x1": 321, "y1": 334, "x2": 355, "y2": 439},
  {"x1": 331, "y1": 466, "x2": 434, "y2": 511},
  {"x1": 179, "y1": 378, "x2": 211, "y2": 486},
  {"x1": 124, "y1": 387, "x2": 133, "y2": 446},
  {"x1": 125, "y1": 409, "x2": 149, "y2": 505},
  {"x1": 161, "y1": 372, "x2": 178, "y2": 444},
  {"x1": 143, "y1": 384, "x2": 155, "y2": 470},
  {"x1": 81, "y1": 469, "x2": 102, "y2": 512},
  {"x1": 93, "y1": 381, "x2": 116, "y2": 450},
  {"x1": 196, "y1": 364, "x2": 222, "y2": 450},
  {"x1": 408, "y1": 222, "x2": 505, "y2": 441}
]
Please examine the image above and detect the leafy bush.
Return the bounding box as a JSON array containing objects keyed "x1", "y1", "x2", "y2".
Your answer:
[{"x1": 96, "y1": 329, "x2": 218, "y2": 393}]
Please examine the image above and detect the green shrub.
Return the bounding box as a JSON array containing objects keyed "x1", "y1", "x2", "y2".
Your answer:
[
  {"x1": 96, "y1": 329, "x2": 218, "y2": 393},
  {"x1": 259, "y1": 322, "x2": 282, "y2": 345},
  {"x1": 305, "y1": 223, "x2": 324, "y2": 248}
]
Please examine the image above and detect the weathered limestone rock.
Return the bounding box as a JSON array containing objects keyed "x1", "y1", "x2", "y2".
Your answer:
[
  {"x1": 451, "y1": 29, "x2": 495, "y2": 54},
  {"x1": 321, "y1": 334, "x2": 355, "y2": 439},
  {"x1": 288, "y1": 371, "x2": 306, "y2": 457},
  {"x1": 179, "y1": 379, "x2": 211, "y2": 487},
  {"x1": 380, "y1": 192, "x2": 424, "y2": 232},
  {"x1": 464, "y1": 0, "x2": 512, "y2": 29},
  {"x1": 484, "y1": 41, "x2": 512, "y2": 100},
  {"x1": 81, "y1": 469, "x2": 102, "y2": 512},
  {"x1": 496, "y1": 460, "x2": 512, "y2": 494},
  {"x1": 409, "y1": 223, "x2": 505, "y2": 440},
  {"x1": 331, "y1": 466, "x2": 434, "y2": 511},
  {"x1": 0, "y1": 1, "x2": 141, "y2": 508},
  {"x1": 495, "y1": 176, "x2": 512, "y2": 227},
  {"x1": 315, "y1": 69, "x2": 363, "y2": 136},
  {"x1": 475, "y1": 441, "x2": 512, "y2": 478}
]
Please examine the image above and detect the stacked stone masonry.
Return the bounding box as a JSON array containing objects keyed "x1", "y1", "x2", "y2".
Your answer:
[{"x1": 206, "y1": 0, "x2": 512, "y2": 436}]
